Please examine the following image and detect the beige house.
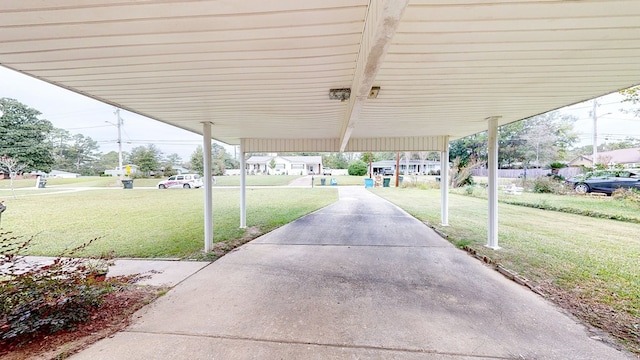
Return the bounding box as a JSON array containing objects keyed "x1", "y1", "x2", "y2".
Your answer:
[
  {"x1": 569, "y1": 148, "x2": 640, "y2": 168},
  {"x1": 245, "y1": 155, "x2": 323, "y2": 175}
]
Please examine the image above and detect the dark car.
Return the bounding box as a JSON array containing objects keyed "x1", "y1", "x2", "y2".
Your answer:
[{"x1": 566, "y1": 170, "x2": 640, "y2": 195}]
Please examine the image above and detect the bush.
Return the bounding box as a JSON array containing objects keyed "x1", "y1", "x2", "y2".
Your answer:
[
  {"x1": 612, "y1": 188, "x2": 640, "y2": 205},
  {"x1": 348, "y1": 160, "x2": 368, "y2": 176},
  {"x1": 531, "y1": 177, "x2": 566, "y2": 194},
  {"x1": 0, "y1": 233, "x2": 115, "y2": 346}
]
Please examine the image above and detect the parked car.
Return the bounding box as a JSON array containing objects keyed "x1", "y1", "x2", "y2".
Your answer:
[
  {"x1": 566, "y1": 170, "x2": 640, "y2": 195},
  {"x1": 323, "y1": 168, "x2": 332, "y2": 175},
  {"x1": 157, "y1": 174, "x2": 203, "y2": 189}
]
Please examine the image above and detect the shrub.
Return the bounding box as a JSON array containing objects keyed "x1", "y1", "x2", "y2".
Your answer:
[
  {"x1": 0, "y1": 233, "x2": 115, "y2": 346},
  {"x1": 348, "y1": 160, "x2": 368, "y2": 176},
  {"x1": 612, "y1": 188, "x2": 640, "y2": 205},
  {"x1": 531, "y1": 177, "x2": 566, "y2": 194}
]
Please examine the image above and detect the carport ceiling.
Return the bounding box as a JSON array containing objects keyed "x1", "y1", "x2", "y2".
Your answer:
[{"x1": 1, "y1": 0, "x2": 640, "y2": 151}]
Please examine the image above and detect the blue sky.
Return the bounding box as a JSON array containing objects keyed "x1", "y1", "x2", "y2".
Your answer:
[{"x1": 1, "y1": 66, "x2": 638, "y2": 161}]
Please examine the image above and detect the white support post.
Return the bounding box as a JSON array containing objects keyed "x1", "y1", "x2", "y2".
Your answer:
[
  {"x1": 239, "y1": 143, "x2": 247, "y2": 229},
  {"x1": 486, "y1": 117, "x2": 500, "y2": 249},
  {"x1": 202, "y1": 122, "x2": 214, "y2": 252},
  {"x1": 440, "y1": 137, "x2": 449, "y2": 226}
]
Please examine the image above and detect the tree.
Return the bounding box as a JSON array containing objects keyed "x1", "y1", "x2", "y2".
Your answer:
[
  {"x1": 449, "y1": 133, "x2": 488, "y2": 166},
  {"x1": 361, "y1": 152, "x2": 374, "y2": 163},
  {"x1": 522, "y1": 111, "x2": 578, "y2": 165},
  {"x1": 70, "y1": 134, "x2": 100, "y2": 174},
  {"x1": 322, "y1": 153, "x2": 348, "y2": 169},
  {"x1": 94, "y1": 151, "x2": 128, "y2": 174},
  {"x1": 189, "y1": 143, "x2": 237, "y2": 176},
  {"x1": 190, "y1": 146, "x2": 204, "y2": 175},
  {"x1": 165, "y1": 153, "x2": 182, "y2": 167},
  {"x1": 0, "y1": 98, "x2": 55, "y2": 172},
  {"x1": 129, "y1": 144, "x2": 162, "y2": 176},
  {"x1": 348, "y1": 160, "x2": 367, "y2": 176},
  {"x1": 498, "y1": 121, "x2": 527, "y2": 168},
  {"x1": 0, "y1": 156, "x2": 28, "y2": 195},
  {"x1": 599, "y1": 137, "x2": 640, "y2": 151},
  {"x1": 449, "y1": 111, "x2": 578, "y2": 168},
  {"x1": 620, "y1": 86, "x2": 640, "y2": 118}
]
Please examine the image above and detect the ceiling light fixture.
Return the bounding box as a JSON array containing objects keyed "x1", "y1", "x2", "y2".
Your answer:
[{"x1": 368, "y1": 86, "x2": 380, "y2": 99}]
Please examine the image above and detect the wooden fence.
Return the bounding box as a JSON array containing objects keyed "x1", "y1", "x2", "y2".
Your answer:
[{"x1": 471, "y1": 167, "x2": 582, "y2": 179}]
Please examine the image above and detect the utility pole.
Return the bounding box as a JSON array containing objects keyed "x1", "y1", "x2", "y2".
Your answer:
[
  {"x1": 590, "y1": 100, "x2": 612, "y2": 169},
  {"x1": 592, "y1": 100, "x2": 598, "y2": 168},
  {"x1": 114, "y1": 108, "x2": 124, "y2": 181}
]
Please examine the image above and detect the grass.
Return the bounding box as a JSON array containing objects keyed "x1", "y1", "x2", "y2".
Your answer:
[
  {"x1": 451, "y1": 185, "x2": 640, "y2": 223},
  {"x1": 0, "y1": 174, "x2": 378, "y2": 192},
  {"x1": 371, "y1": 187, "x2": 640, "y2": 353},
  {"x1": 2, "y1": 187, "x2": 338, "y2": 258}
]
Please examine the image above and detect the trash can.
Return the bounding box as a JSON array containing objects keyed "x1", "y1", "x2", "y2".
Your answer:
[
  {"x1": 320, "y1": 178, "x2": 326, "y2": 186},
  {"x1": 330, "y1": 178, "x2": 338, "y2": 186},
  {"x1": 398, "y1": 176, "x2": 403, "y2": 185},
  {"x1": 38, "y1": 180, "x2": 47, "y2": 188},
  {"x1": 122, "y1": 179, "x2": 133, "y2": 189},
  {"x1": 383, "y1": 178, "x2": 390, "y2": 187},
  {"x1": 364, "y1": 178, "x2": 374, "y2": 188}
]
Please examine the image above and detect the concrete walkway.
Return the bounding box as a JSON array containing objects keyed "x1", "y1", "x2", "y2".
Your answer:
[{"x1": 71, "y1": 187, "x2": 633, "y2": 359}]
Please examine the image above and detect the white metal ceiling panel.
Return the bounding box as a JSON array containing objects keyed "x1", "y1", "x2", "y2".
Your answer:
[{"x1": 1, "y1": 0, "x2": 639, "y2": 151}]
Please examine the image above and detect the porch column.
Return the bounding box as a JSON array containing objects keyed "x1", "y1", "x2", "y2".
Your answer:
[
  {"x1": 440, "y1": 136, "x2": 449, "y2": 226},
  {"x1": 487, "y1": 116, "x2": 500, "y2": 249},
  {"x1": 240, "y1": 144, "x2": 247, "y2": 229},
  {"x1": 202, "y1": 122, "x2": 214, "y2": 252}
]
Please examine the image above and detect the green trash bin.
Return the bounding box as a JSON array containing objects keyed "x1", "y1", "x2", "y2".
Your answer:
[
  {"x1": 320, "y1": 178, "x2": 326, "y2": 186},
  {"x1": 122, "y1": 179, "x2": 133, "y2": 189},
  {"x1": 383, "y1": 178, "x2": 390, "y2": 187},
  {"x1": 38, "y1": 180, "x2": 47, "y2": 188}
]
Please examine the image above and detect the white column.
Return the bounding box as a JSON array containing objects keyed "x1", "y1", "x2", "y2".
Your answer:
[
  {"x1": 202, "y1": 122, "x2": 214, "y2": 252},
  {"x1": 440, "y1": 136, "x2": 449, "y2": 226},
  {"x1": 239, "y1": 143, "x2": 247, "y2": 229},
  {"x1": 486, "y1": 117, "x2": 500, "y2": 249}
]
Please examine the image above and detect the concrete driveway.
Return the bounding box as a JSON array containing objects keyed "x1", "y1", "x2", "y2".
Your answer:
[{"x1": 72, "y1": 187, "x2": 633, "y2": 359}]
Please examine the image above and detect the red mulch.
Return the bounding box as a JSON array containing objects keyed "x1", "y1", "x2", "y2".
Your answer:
[{"x1": 1, "y1": 286, "x2": 163, "y2": 360}]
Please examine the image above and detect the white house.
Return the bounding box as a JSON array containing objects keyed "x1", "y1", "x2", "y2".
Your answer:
[
  {"x1": 104, "y1": 164, "x2": 139, "y2": 177},
  {"x1": 371, "y1": 160, "x2": 441, "y2": 175},
  {"x1": 245, "y1": 155, "x2": 323, "y2": 175}
]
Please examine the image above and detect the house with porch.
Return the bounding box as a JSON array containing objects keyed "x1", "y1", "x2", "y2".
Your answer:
[
  {"x1": 245, "y1": 155, "x2": 323, "y2": 175},
  {"x1": 371, "y1": 160, "x2": 441, "y2": 176}
]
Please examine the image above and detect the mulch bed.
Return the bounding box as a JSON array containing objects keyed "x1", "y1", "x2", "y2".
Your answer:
[{"x1": 1, "y1": 286, "x2": 163, "y2": 360}]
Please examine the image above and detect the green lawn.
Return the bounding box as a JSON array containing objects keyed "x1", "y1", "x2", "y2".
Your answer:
[
  {"x1": 2, "y1": 187, "x2": 338, "y2": 258},
  {"x1": 371, "y1": 187, "x2": 640, "y2": 352},
  {"x1": 450, "y1": 185, "x2": 640, "y2": 223}
]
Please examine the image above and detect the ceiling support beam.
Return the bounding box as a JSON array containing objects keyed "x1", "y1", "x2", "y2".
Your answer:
[
  {"x1": 486, "y1": 116, "x2": 501, "y2": 250},
  {"x1": 202, "y1": 122, "x2": 214, "y2": 252},
  {"x1": 440, "y1": 136, "x2": 450, "y2": 226},
  {"x1": 239, "y1": 143, "x2": 247, "y2": 229},
  {"x1": 338, "y1": 0, "x2": 409, "y2": 151}
]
